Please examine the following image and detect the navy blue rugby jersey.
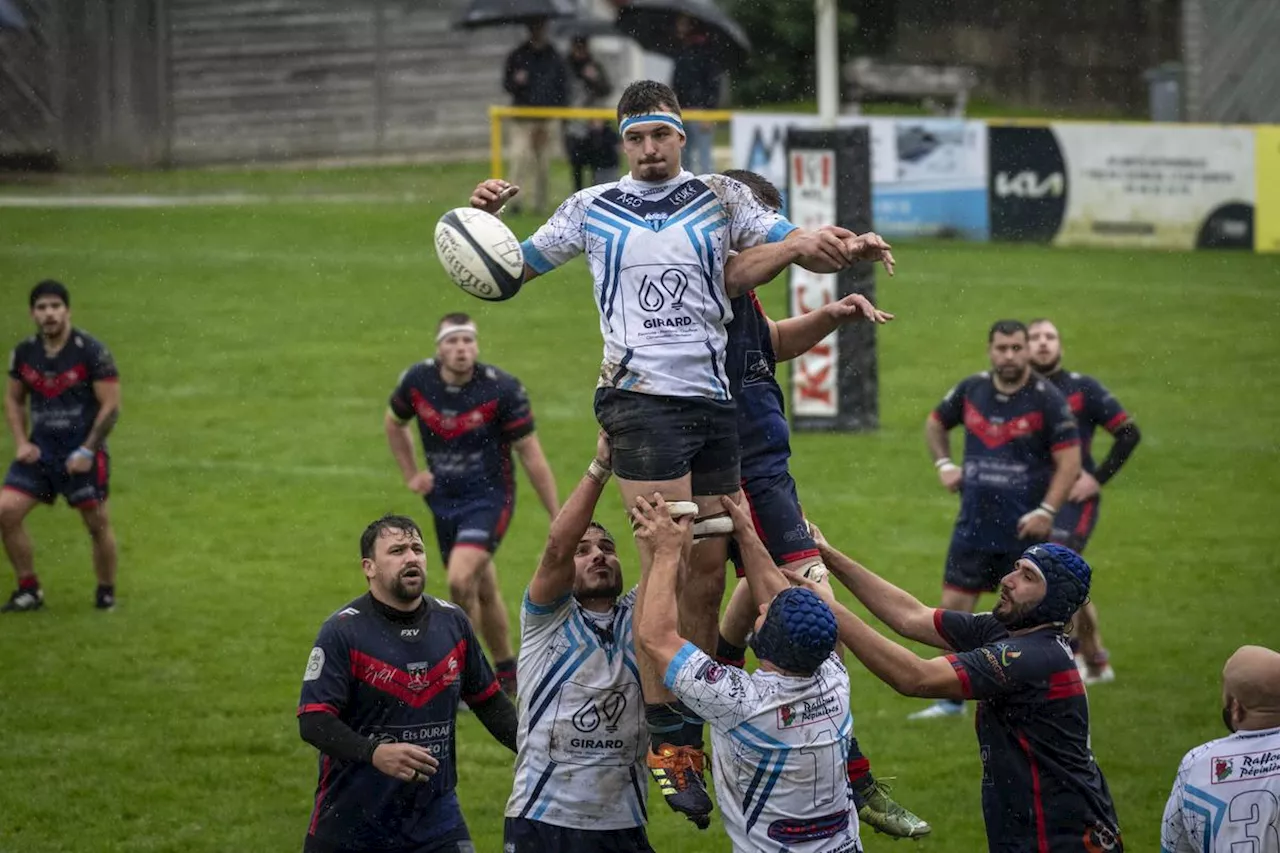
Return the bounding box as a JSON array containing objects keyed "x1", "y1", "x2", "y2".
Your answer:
[
  {"x1": 936, "y1": 610, "x2": 1122, "y2": 852},
  {"x1": 389, "y1": 361, "x2": 535, "y2": 513},
  {"x1": 724, "y1": 291, "x2": 790, "y2": 480},
  {"x1": 933, "y1": 373, "x2": 1080, "y2": 552},
  {"x1": 8, "y1": 329, "x2": 118, "y2": 454},
  {"x1": 298, "y1": 593, "x2": 500, "y2": 849},
  {"x1": 1042, "y1": 369, "x2": 1130, "y2": 474}
]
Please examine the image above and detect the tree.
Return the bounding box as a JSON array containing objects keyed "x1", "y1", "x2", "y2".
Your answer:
[{"x1": 725, "y1": 0, "x2": 863, "y2": 107}]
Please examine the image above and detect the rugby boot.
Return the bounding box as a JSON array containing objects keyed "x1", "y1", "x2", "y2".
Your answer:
[
  {"x1": 857, "y1": 778, "x2": 932, "y2": 839},
  {"x1": 647, "y1": 743, "x2": 713, "y2": 828},
  {"x1": 1, "y1": 586, "x2": 44, "y2": 612}
]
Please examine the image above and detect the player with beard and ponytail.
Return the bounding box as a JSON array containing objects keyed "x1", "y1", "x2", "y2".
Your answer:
[
  {"x1": 504, "y1": 433, "x2": 654, "y2": 853},
  {"x1": 795, "y1": 530, "x2": 1124, "y2": 853}
]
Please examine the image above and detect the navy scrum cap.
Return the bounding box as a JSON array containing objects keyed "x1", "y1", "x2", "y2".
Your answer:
[
  {"x1": 750, "y1": 587, "x2": 837, "y2": 676},
  {"x1": 1019, "y1": 543, "x2": 1092, "y2": 626}
]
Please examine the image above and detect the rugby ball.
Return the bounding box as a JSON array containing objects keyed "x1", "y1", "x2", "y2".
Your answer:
[{"x1": 434, "y1": 208, "x2": 525, "y2": 301}]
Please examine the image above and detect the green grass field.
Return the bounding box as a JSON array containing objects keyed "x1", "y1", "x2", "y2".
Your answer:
[{"x1": 0, "y1": 163, "x2": 1277, "y2": 853}]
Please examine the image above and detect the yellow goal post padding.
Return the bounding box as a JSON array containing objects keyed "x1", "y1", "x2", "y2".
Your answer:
[{"x1": 488, "y1": 105, "x2": 736, "y2": 181}]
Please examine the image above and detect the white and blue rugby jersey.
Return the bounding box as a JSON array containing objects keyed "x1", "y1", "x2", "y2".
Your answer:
[
  {"x1": 1161, "y1": 726, "x2": 1280, "y2": 853},
  {"x1": 505, "y1": 588, "x2": 647, "y2": 830},
  {"x1": 665, "y1": 644, "x2": 862, "y2": 853},
  {"x1": 520, "y1": 170, "x2": 796, "y2": 401}
]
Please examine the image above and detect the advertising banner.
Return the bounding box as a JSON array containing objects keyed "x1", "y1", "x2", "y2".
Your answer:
[
  {"x1": 989, "y1": 123, "x2": 1256, "y2": 250},
  {"x1": 732, "y1": 113, "x2": 987, "y2": 239}
]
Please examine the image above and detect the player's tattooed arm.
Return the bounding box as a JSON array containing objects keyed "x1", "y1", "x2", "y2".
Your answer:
[
  {"x1": 807, "y1": 523, "x2": 949, "y2": 650},
  {"x1": 81, "y1": 379, "x2": 121, "y2": 451},
  {"x1": 786, "y1": 571, "x2": 967, "y2": 700},
  {"x1": 529, "y1": 431, "x2": 610, "y2": 606},
  {"x1": 632, "y1": 494, "x2": 694, "y2": 671}
]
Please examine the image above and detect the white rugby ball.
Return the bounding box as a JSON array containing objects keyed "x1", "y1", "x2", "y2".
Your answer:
[{"x1": 434, "y1": 208, "x2": 525, "y2": 301}]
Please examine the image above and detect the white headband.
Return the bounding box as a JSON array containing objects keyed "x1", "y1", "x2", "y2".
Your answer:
[
  {"x1": 436, "y1": 322, "x2": 477, "y2": 344},
  {"x1": 619, "y1": 111, "x2": 686, "y2": 137}
]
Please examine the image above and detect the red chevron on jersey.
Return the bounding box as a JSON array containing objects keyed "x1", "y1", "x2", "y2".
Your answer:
[
  {"x1": 19, "y1": 363, "x2": 88, "y2": 399},
  {"x1": 349, "y1": 642, "x2": 466, "y2": 708},
  {"x1": 964, "y1": 401, "x2": 1045, "y2": 449},
  {"x1": 409, "y1": 390, "x2": 498, "y2": 441}
]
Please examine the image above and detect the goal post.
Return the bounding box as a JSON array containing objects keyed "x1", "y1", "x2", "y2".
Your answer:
[{"x1": 487, "y1": 105, "x2": 736, "y2": 181}]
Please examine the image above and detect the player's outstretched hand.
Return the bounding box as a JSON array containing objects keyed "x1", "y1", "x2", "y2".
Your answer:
[
  {"x1": 795, "y1": 228, "x2": 855, "y2": 272},
  {"x1": 16, "y1": 441, "x2": 40, "y2": 465},
  {"x1": 630, "y1": 494, "x2": 691, "y2": 555},
  {"x1": 406, "y1": 469, "x2": 435, "y2": 496},
  {"x1": 719, "y1": 494, "x2": 763, "y2": 547},
  {"x1": 372, "y1": 743, "x2": 440, "y2": 783},
  {"x1": 470, "y1": 180, "x2": 520, "y2": 216},
  {"x1": 779, "y1": 567, "x2": 838, "y2": 607},
  {"x1": 594, "y1": 430, "x2": 612, "y2": 470},
  {"x1": 846, "y1": 232, "x2": 895, "y2": 276},
  {"x1": 825, "y1": 293, "x2": 894, "y2": 326},
  {"x1": 806, "y1": 520, "x2": 828, "y2": 550}
]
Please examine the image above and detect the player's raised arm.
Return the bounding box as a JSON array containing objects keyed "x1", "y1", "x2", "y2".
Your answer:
[
  {"x1": 786, "y1": 571, "x2": 966, "y2": 700},
  {"x1": 723, "y1": 229, "x2": 848, "y2": 295},
  {"x1": 717, "y1": 494, "x2": 788, "y2": 609},
  {"x1": 808, "y1": 522, "x2": 949, "y2": 650},
  {"x1": 468, "y1": 179, "x2": 542, "y2": 284},
  {"x1": 768, "y1": 293, "x2": 893, "y2": 362},
  {"x1": 633, "y1": 494, "x2": 694, "y2": 672},
  {"x1": 527, "y1": 433, "x2": 611, "y2": 607}
]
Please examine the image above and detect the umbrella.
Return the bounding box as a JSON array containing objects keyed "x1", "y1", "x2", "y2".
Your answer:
[
  {"x1": 551, "y1": 15, "x2": 626, "y2": 40},
  {"x1": 615, "y1": 0, "x2": 750, "y2": 71},
  {"x1": 455, "y1": 0, "x2": 577, "y2": 30},
  {"x1": 0, "y1": 0, "x2": 28, "y2": 30}
]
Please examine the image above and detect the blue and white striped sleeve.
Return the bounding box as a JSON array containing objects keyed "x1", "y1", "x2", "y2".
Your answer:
[{"x1": 520, "y1": 191, "x2": 591, "y2": 274}]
